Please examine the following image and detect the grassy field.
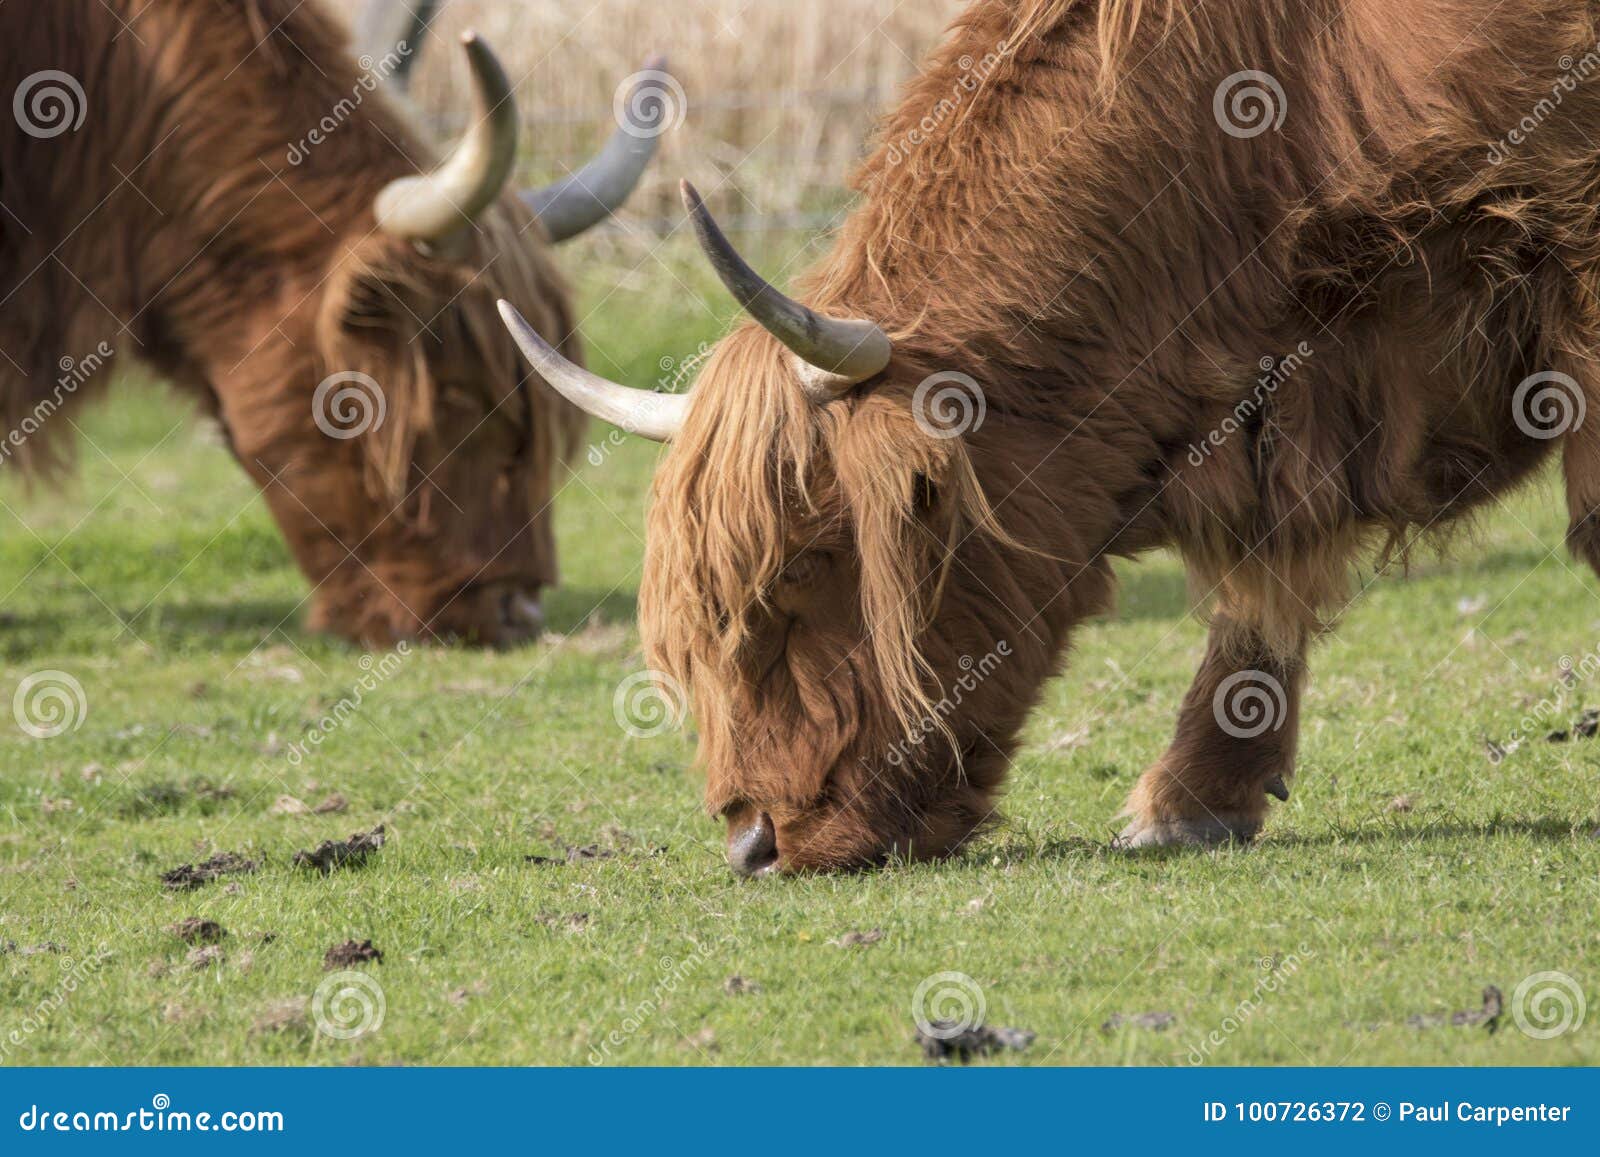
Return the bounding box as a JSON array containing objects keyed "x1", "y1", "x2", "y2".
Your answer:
[{"x1": 2, "y1": 235, "x2": 1599, "y2": 1067}]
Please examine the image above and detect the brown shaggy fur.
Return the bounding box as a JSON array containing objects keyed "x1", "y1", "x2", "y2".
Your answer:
[
  {"x1": 0, "y1": 0, "x2": 584, "y2": 645},
  {"x1": 641, "y1": 0, "x2": 1600, "y2": 869}
]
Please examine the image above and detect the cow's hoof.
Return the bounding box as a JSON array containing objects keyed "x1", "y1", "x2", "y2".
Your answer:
[{"x1": 1114, "y1": 813, "x2": 1260, "y2": 850}]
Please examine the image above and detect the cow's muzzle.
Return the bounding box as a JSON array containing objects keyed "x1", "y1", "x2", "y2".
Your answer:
[{"x1": 726, "y1": 810, "x2": 779, "y2": 877}]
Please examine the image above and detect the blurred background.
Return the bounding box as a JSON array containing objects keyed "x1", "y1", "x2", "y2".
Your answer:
[{"x1": 342, "y1": 0, "x2": 965, "y2": 384}]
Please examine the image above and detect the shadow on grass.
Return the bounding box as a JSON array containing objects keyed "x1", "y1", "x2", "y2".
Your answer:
[
  {"x1": 974, "y1": 816, "x2": 1591, "y2": 867},
  {"x1": 0, "y1": 599, "x2": 310, "y2": 659}
]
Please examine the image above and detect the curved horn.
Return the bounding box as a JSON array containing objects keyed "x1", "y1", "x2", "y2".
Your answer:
[
  {"x1": 375, "y1": 31, "x2": 518, "y2": 242},
  {"x1": 498, "y1": 301, "x2": 688, "y2": 442},
  {"x1": 523, "y1": 56, "x2": 672, "y2": 243},
  {"x1": 680, "y1": 180, "x2": 891, "y2": 400}
]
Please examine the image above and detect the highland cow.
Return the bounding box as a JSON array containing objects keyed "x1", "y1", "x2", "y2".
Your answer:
[
  {"x1": 1, "y1": 0, "x2": 664, "y2": 645},
  {"x1": 504, "y1": 0, "x2": 1600, "y2": 869}
]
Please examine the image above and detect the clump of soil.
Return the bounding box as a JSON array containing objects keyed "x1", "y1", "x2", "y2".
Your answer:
[
  {"x1": 1102, "y1": 1012, "x2": 1176, "y2": 1032},
  {"x1": 1407, "y1": 986, "x2": 1502, "y2": 1032},
  {"x1": 323, "y1": 939, "x2": 382, "y2": 969},
  {"x1": 829, "y1": 929, "x2": 884, "y2": 948},
  {"x1": 1546, "y1": 709, "x2": 1600, "y2": 743},
  {"x1": 293, "y1": 825, "x2": 385, "y2": 874},
  {"x1": 526, "y1": 844, "x2": 615, "y2": 866},
  {"x1": 161, "y1": 852, "x2": 260, "y2": 891},
  {"x1": 165, "y1": 918, "x2": 226, "y2": 945},
  {"x1": 917, "y1": 1023, "x2": 1036, "y2": 1064},
  {"x1": 186, "y1": 945, "x2": 224, "y2": 970}
]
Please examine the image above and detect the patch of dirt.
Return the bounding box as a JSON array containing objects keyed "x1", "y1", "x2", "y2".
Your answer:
[
  {"x1": 724, "y1": 975, "x2": 762, "y2": 995},
  {"x1": 271, "y1": 792, "x2": 349, "y2": 818},
  {"x1": 829, "y1": 929, "x2": 884, "y2": 948},
  {"x1": 165, "y1": 918, "x2": 226, "y2": 945},
  {"x1": 293, "y1": 825, "x2": 385, "y2": 874},
  {"x1": 536, "y1": 912, "x2": 591, "y2": 933},
  {"x1": 1102, "y1": 1012, "x2": 1176, "y2": 1032},
  {"x1": 251, "y1": 997, "x2": 309, "y2": 1035},
  {"x1": 1407, "y1": 986, "x2": 1502, "y2": 1032},
  {"x1": 323, "y1": 939, "x2": 382, "y2": 969},
  {"x1": 2, "y1": 941, "x2": 66, "y2": 956},
  {"x1": 917, "y1": 1023, "x2": 1036, "y2": 1064},
  {"x1": 161, "y1": 852, "x2": 260, "y2": 891},
  {"x1": 185, "y1": 945, "x2": 224, "y2": 970}
]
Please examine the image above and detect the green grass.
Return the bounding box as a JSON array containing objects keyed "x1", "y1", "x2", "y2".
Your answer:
[{"x1": 3, "y1": 242, "x2": 1598, "y2": 1066}]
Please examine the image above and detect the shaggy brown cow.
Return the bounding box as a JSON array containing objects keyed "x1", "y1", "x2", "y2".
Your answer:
[
  {"x1": 1, "y1": 0, "x2": 662, "y2": 645},
  {"x1": 505, "y1": 0, "x2": 1600, "y2": 870}
]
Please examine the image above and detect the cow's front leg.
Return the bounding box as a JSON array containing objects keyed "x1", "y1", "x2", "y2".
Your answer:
[{"x1": 1118, "y1": 614, "x2": 1304, "y2": 848}]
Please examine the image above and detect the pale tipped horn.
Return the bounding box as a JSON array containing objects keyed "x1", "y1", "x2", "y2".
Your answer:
[
  {"x1": 498, "y1": 301, "x2": 688, "y2": 442},
  {"x1": 375, "y1": 31, "x2": 518, "y2": 242},
  {"x1": 680, "y1": 180, "x2": 891, "y2": 400},
  {"x1": 523, "y1": 55, "x2": 673, "y2": 243}
]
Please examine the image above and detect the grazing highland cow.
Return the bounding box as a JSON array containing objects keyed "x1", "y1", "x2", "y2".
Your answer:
[
  {"x1": 505, "y1": 0, "x2": 1600, "y2": 870},
  {"x1": 0, "y1": 0, "x2": 664, "y2": 645}
]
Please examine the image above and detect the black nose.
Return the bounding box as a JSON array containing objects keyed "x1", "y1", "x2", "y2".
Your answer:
[{"x1": 727, "y1": 812, "x2": 779, "y2": 877}]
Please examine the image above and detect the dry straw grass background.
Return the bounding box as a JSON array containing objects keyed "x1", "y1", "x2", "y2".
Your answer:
[{"x1": 351, "y1": 0, "x2": 965, "y2": 228}]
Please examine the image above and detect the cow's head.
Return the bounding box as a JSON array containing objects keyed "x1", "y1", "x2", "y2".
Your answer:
[
  {"x1": 214, "y1": 35, "x2": 664, "y2": 647},
  {"x1": 501, "y1": 184, "x2": 1097, "y2": 871}
]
